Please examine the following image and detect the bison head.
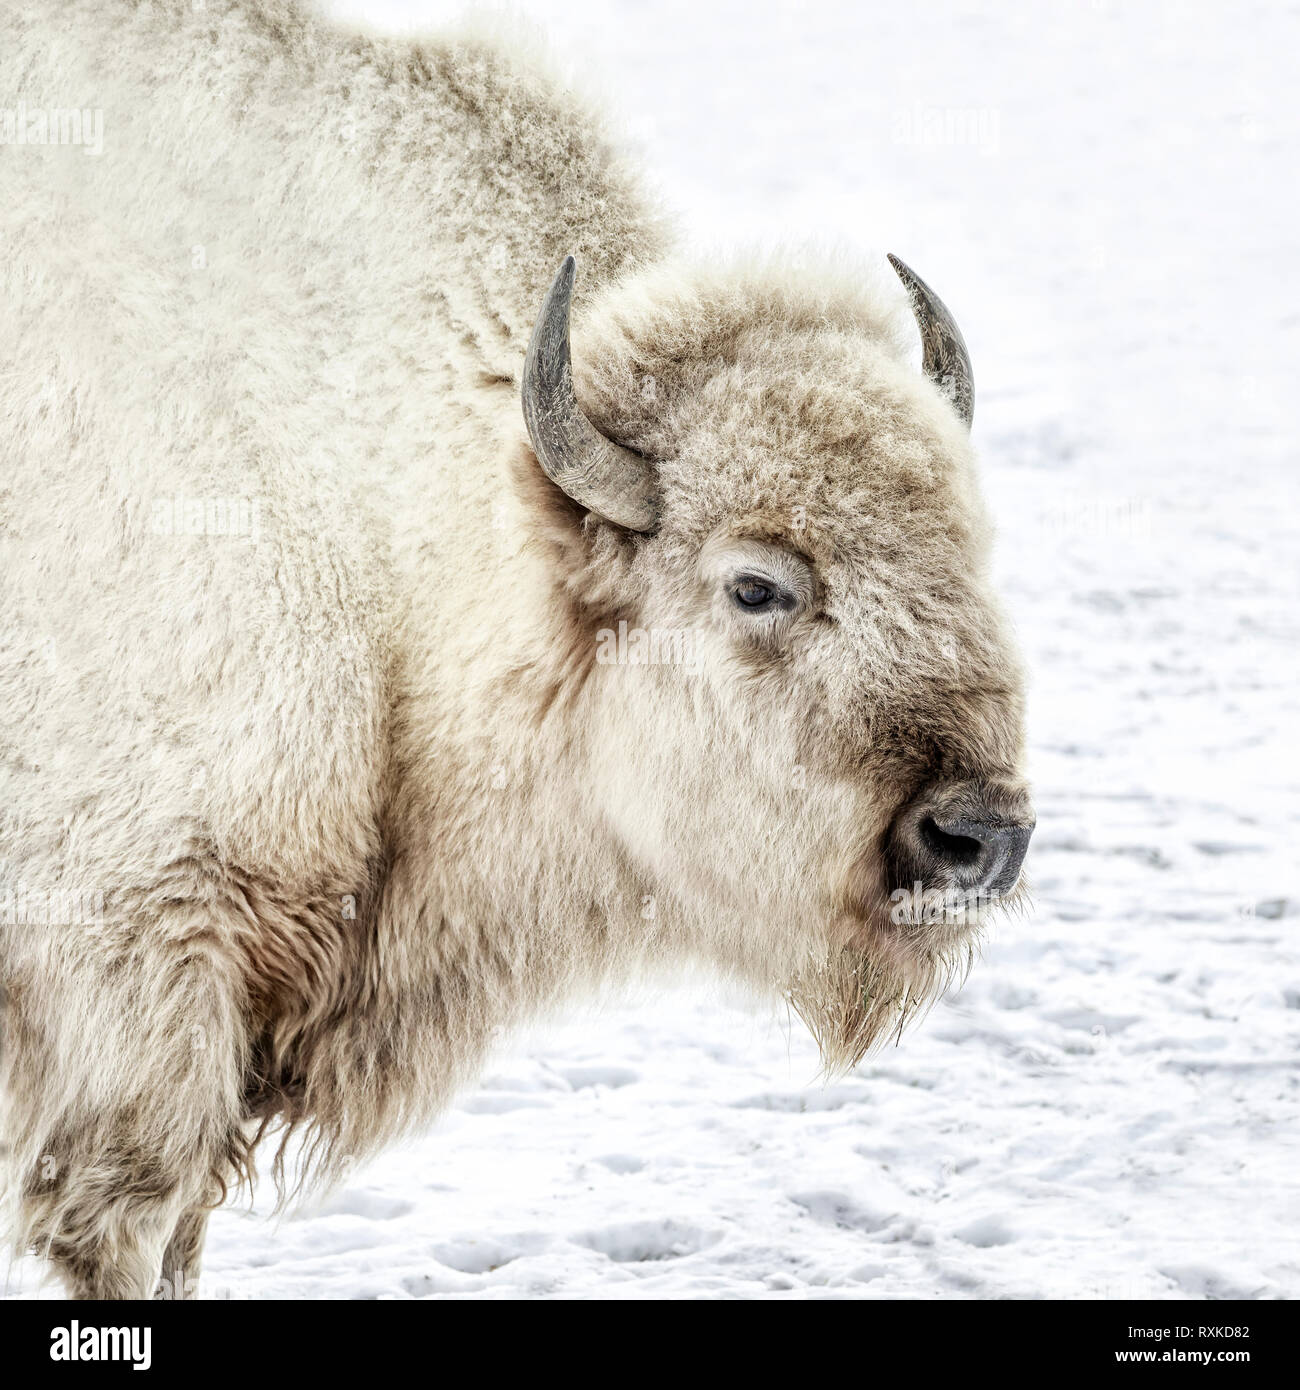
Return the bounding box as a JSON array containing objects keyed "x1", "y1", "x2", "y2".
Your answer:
[{"x1": 518, "y1": 253, "x2": 1033, "y2": 1070}]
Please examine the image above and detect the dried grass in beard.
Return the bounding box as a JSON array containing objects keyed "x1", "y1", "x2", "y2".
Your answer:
[
  {"x1": 789, "y1": 881, "x2": 1036, "y2": 1075},
  {"x1": 787, "y1": 931, "x2": 977, "y2": 1077}
]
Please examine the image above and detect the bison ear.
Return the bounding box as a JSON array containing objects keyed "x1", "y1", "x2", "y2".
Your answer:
[
  {"x1": 887, "y1": 253, "x2": 974, "y2": 430},
  {"x1": 521, "y1": 256, "x2": 659, "y2": 532}
]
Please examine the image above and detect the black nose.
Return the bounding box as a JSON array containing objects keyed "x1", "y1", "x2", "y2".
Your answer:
[
  {"x1": 889, "y1": 780, "x2": 1035, "y2": 902},
  {"x1": 917, "y1": 814, "x2": 1033, "y2": 897}
]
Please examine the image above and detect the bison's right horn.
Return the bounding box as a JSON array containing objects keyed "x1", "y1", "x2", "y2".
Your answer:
[
  {"x1": 521, "y1": 256, "x2": 658, "y2": 532},
  {"x1": 887, "y1": 253, "x2": 975, "y2": 430}
]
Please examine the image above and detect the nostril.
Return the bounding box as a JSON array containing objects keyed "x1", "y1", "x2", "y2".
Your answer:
[
  {"x1": 892, "y1": 785, "x2": 1034, "y2": 903},
  {"x1": 919, "y1": 816, "x2": 984, "y2": 866}
]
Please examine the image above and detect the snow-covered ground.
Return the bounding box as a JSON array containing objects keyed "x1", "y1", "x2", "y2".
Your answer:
[{"x1": 7, "y1": 0, "x2": 1298, "y2": 1298}]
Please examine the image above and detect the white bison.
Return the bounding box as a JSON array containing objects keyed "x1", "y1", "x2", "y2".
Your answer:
[{"x1": 0, "y1": 0, "x2": 1033, "y2": 1297}]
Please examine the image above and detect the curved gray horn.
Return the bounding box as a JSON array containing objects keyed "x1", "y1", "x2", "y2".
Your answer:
[
  {"x1": 521, "y1": 256, "x2": 658, "y2": 531},
  {"x1": 887, "y1": 253, "x2": 974, "y2": 429}
]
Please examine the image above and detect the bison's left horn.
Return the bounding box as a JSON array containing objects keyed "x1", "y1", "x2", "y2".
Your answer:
[
  {"x1": 522, "y1": 256, "x2": 658, "y2": 532},
  {"x1": 887, "y1": 253, "x2": 974, "y2": 430}
]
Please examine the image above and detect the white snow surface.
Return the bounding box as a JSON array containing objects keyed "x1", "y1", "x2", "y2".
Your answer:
[{"x1": 7, "y1": 0, "x2": 1298, "y2": 1299}]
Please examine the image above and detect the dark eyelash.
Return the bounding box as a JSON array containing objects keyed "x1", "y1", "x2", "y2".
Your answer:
[{"x1": 730, "y1": 576, "x2": 795, "y2": 613}]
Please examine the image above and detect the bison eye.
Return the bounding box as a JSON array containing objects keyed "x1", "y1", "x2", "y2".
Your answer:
[{"x1": 730, "y1": 577, "x2": 779, "y2": 611}]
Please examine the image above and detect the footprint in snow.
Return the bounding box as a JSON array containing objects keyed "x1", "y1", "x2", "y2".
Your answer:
[
  {"x1": 559, "y1": 1065, "x2": 640, "y2": 1089},
  {"x1": 952, "y1": 1216, "x2": 1017, "y2": 1248},
  {"x1": 576, "y1": 1219, "x2": 719, "y2": 1263}
]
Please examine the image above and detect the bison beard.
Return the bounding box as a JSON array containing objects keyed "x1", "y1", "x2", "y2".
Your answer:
[{"x1": 789, "y1": 919, "x2": 975, "y2": 1075}]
